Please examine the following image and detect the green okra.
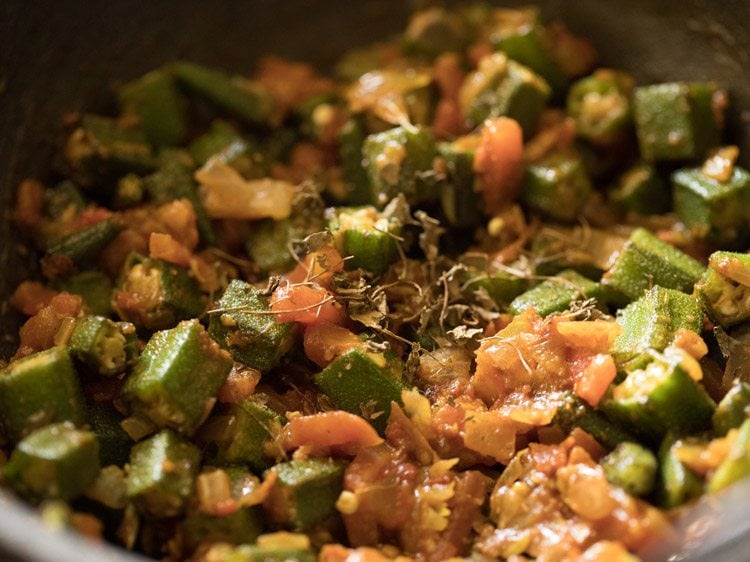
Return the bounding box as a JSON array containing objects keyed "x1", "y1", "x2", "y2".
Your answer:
[
  {"x1": 601, "y1": 227, "x2": 706, "y2": 303},
  {"x1": 403, "y1": 7, "x2": 470, "y2": 58},
  {"x1": 113, "y1": 254, "x2": 205, "y2": 333},
  {"x1": 55, "y1": 270, "x2": 114, "y2": 316},
  {"x1": 509, "y1": 269, "x2": 601, "y2": 317},
  {"x1": 86, "y1": 401, "x2": 132, "y2": 467},
  {"x1": 459, "y1": 52, "x2": 551, "y2": 136},
  {"x1": 263, "y1": 458, "x2": 346, "y2": 529},
  {"x1": 709, "y1": 417, "x2": 750, "y2": 493},
  {"x1": 695, "y1": 251, "x2": 750, "y2": 327},
  {"x1": 552, "y1": 391, "x2": 635, "y2": 450},
  {"x1": 673, "y1": 165, "x2": 750, "y2": 245},
  {"x1": 658, "y1": 434, "x2": 704, "y2": 508},
  {"x1": 633, "y1": 82, "x2": 725, "y2": 162},
  {"x1": 174, "y1": 61, "x2": 276, "y2": 126},
  {"x1": 44, "y1": 180, "x2": 86, "y2": 220},
  {"x1": 46, "y1": 217, "x2": 123, "y2": 270},
  {"x1": 521, "y1": 154, "x2": 592, "y2": 222},
  {"x1": 208, "y1": 280, "x2": 295, "y2": 373},
  {"x1": 363, "y1": 125, "x2": 439, "y2": 207},
  {"x1": 567, "y1": 69, "x2": 634, "y2": 145},
  {"x1": 127, "y1": 429, "x2": 201, "y2": 518},
  {"x1": 314, "y1": 348, "x2": 404, "y2": 434},
  {"x1": 122, "y1": 319, "x2": 233, "y2": 436},
  {"x1": 4, "y1": 422, "x2": 100, "y2": 502},
  {"x1": 601, "y1": 441, "x2": 658, "y2": 497},
  {"x1": 69, "y1": 315, "x2": 138, "y2": 376},
  {"x1": 609, "y1": 163, "x2": 669, "y2": 215},
  {"x1": 461, "y1": 268, "x2": 526, "y2": 309},
  {"x1": 0, "y1": 347, "x2": 86, "y2": 443},
  {"x1": 438, "y1": 139, "x2": 483, "y2": 228},
  {"x1": 119, "y1": 68, "x2": 188, "y2": 147},
  {"x1": 611, "y1": 286, "x2": 703, "y2": 368},
  {"x1": 338, "y1": 115, "x2": 375, "y2": 206},
  {"x1": 330, "y1": 206, "x2": 400, "y2": 276},
  {"x1": 244, "y1": 218, "x2": 296, "y2": 274},
  {"x1": 713, "y1": 379, "x2": 750, "y2": 437}
]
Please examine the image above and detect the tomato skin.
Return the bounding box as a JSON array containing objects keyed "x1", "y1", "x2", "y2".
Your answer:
[
  {"x1": 270, "y1": 282, "x2": 344, "y2": 325},
  {"x1": 473, "y1": 117, "x2": 524, "y2": 214},
  {"x1": 303, "y1": 322, "x2": 364, "y2": 368},
  {"x1": 287, "y1": 245, "x2": 345, "y2": 288},
  {"x1": 283, "y1": 411, "x2": 384, "y2": 454}
]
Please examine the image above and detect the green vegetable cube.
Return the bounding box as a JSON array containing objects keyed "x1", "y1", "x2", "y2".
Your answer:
[
  {"x1": 245, "y1": 218, "x2": 296, "y2": 274},
  {"x1": 338, "y1": 116, "x2": 374, "y2": 205},
  {"x1": 122, "y1": 320, "x2": 233, "y2": 436},
  {"x1": 695, "y1": 251, "x2": 750, "y2": 327},
  {"x1": 263, "y1": 458, "x2": 346, "y2": 529},
  {"x1": 86, "y1": 401, "x2": 132, "y2": 467},
  {"x1": 69, "y1": 316, "x2": 138, "y2": 377},
  {"x1": 509, "y1": 269, "x2": 601, "y2": 317},
  {"x1": 658, "y1": 434, "x2": 703, "y2": 508},
  {"x1": 44, "y1": 180, "x2": 86, "y2": 220},
  {"x1": 4, "y1": 422, "x2": 100, "y2": 502},
  {"x1": 609, "y1": 163, "x2": 669, "y2": 215},
  {"x1": 601, "y1": 442, "x2": 658, "y2": 497},
  {"x1": 127, "y1": 429, "x2": 201, "y2": 518},
  {"x1": 567, "y1": 69, "x2": 634, "y2": 145},
  {"x1": 633, "y1": 82, "x2": 724, "y2": 161},
  {"x1": 0, "y1": 347, "x2": 86, "y2": 443},
  {"x1": 208, "y1": 280, "x2": 295, "y2": 372},
  {"x1": 438, "y1": 140, "x2": 483, "y2": 228},
  {"x1": 461, "y1": 269, "x2": 526, "y2": 308},
  {"x1": 314, "y1": 349, "x2": 404, "y2": 433},
  {"x1": 553, "y1": 391, "x2": 634, "y2": 450},
  {"x1": 55, "y1": 270, "x2": 114, "y2": 316},
  {"x1": 713, "y1": 380, "x2": 750, "y2": 437},
  {"x1": 522, "y1": 154, "x2": 592, "y2": 222},
  {"x1": 673, "y1": 165, "x2": 750, "y2": 245},
  {"x1": 330, "y1": 206, "x2": 400, "y2": 276}
]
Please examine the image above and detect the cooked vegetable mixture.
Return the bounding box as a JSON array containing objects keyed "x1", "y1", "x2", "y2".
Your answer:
[{"x1": 4, "y1": 4, "x2": 749, "y2": 561}]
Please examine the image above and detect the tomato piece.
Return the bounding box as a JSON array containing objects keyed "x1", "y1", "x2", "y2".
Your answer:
[
  {"x1": 271, "y1": 282, "x2": 344, "y2": 325},
  {"x1": 287, "y1": 245, "x2": 345, "y2": 288},
  {"x1": 473, "y1": 117, "x2": 524, "y2": 214},
  {"x1": 303, "y1": 322, "x2": 365, "y2": 367},
  {"x1": 283, "y1": 411, "x2": 384, "y2": 455}
]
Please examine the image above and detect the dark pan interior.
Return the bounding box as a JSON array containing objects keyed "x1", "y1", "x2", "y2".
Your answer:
[{"x1": 1, "y1": 1, "x2": 750, "y2": 560}]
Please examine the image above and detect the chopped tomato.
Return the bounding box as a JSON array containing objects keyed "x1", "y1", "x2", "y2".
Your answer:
[
  {"x1": 10, "y1": 281, "x2": 59, "y2": 316},
  {"x1": 271, "y1": 282, "x2": 344, "y2": 325},
  {"x1": 573, "y1": 353, "x2": 617, "y2": 407},
  {"x1": 473, "y1": 117, "x2": 524, "y2": 215},
  {"x1": 148, "y1": 232, "x2": 192, "y2": 268},
  {"x1": 283, "y1": 411, "x2": 384, "y2": 456},
  {"x1": 303, "y1": 322, "x2": 365, "y2": 367},
  {"x1": 217, "y1": 365, "x2": 261, "y2": 404},
  {"x1": 432, "y1": 99, "x2": 466, "y2": 139},
  {"x1": 13, "y1": 179, "x2": 45, "y2": 230},
  {"x1": 15, "y1": 292, "x2": 83, "y2": 358},
  {"x1": 287, "y1": 245, "x2": 345, "y2": 288}
]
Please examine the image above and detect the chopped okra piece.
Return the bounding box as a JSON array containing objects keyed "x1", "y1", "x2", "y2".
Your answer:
[
  {"x1": 119, "y1": 68, "x2": 188, "y2": 147},
  {"x1": 113, "y1": 255, "x2": 205, "y2": 333},
  {"x1": 709, "y1": 417, "x2": 750, "y2": 493},
  {"x1": 567, "y1": 69, "x2": 634, "y2": 145},
  {"x1": 338, "y1": 116, "x2": 375, "y2": 205},
  {"x1": 603, "y1": 350, "x2": 715, "y2": 444},
  {"x1": 122, "y1": 320, "x2": 232, "y2": 435},
  {"x1": 201, "y1": 399, "x2": 285, "y2": 472},
  {"x1": 222, "y1": 545, "x2": 315, "y2": 562},
  {"x1": 403, "y1": 7, "x2": 470, "y2": 58},
  {"x1": 362, "y1": 125, "x2": 439, "y2": 206},
  {"x1": 44, "y1": 180, "x2": 86, "y2": 220},
  {"x1": 609, "y1": 163, "x2": 669, "y2": 215},
  {"x1": 460, "y1": 268, "x2": 526, "y2": 309},
  {"x1": 601, "y1": 227, "x2": 706, "y2": 303},
  {"x1": 552, "y1": 391, "x2": 634, "y2": 450},
  {"x1": 611, "y1": 286, "x2": 703, "y2": 367},
  {"x1": 87, "y1": 401, "x2": 132, "y2": 467},
  {"x1": 4, "y1": 422, "x2": 100, "y2": 502},
  {"x1": 330, "y1": 206, "x2": 400, "y2": 276},
  {"x1": 208, "y1": 280, "x2": 295, "y2": 372},
  {"x1": 695, "y1": 251, "x2": 750, "y2": 327},
  {"x1": 55, "y1": 270, "x2": 114, "y2": 316},
  {"x1": 438, "y1": 138, "x2": 483, "y2": 228},
  {"x1": 314, "y1": 349, "x2": 404, "y2": 433},
  {"x1": 245, "y1": 218, "x2": 296, "y2": 274},
  {"x1": 488, "y1": 7, "x2": 567, "y2": 96},
  {"x1": 0, "y1": 347, "x2": 86, "y2": 443},
  {"x1": 459, "y1": 52, "x2": 551, "y2": 136},
  {"x1": 174, "y1": 61, "x2": 276, "y2": 125},
  {"x1": 713, "y1": 379, "x2": 750, "y2": 437},
  {"x1": 633, "y1": 82, "x2": 725, "y2": 162},
  {"x1": 601, "y1": 441, "x2": 658, "y2": 497},
  {"x1": 521, "y1": 154, "x2": 592, "y2": 222},
  {"x1": 530, "y1": 225, "x2": 627, "y2": 278},
  {"x1": 263, "y1": 458, "x2": 346, "y2": 529},
  {"x1": 658, "y1": 434, "x2": 703, "y2": 508},
  {"x1": 127, "y1": 429, "x2": 201, "y2": 518},
  {"x1": 672, "y1": 164, "x2": 750, "y2": 245},
  {"x1": 45, "y1": 217, "x2": 123, "y2": 270},
  {"x1": 189, "y1": 120, "x2": 250, "y2": 166},
  {"x1": 64, "y1": 114, "x2": 156, "y2": 187},
  {"x1": 69, "y1": 315, "x2": 138, "y2": 376},
  {"x1": 509, "y1": 269, "x2": 601, "y2": 317}
]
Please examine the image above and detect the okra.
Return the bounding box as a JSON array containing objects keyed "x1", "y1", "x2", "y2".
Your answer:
[
  {"x1": 69, "y1": 316, "x2": 138, "y2": 377},
  {"x1": 362, "y1": 125, "x2": 439, "y2": 207},
  {"x1": 459, "y1": 52, "x2": 551, "y2": 136},
  {"x1": 87, "y1": 401, "x2": 132, "y2": 467},
  {"x1": 601, "y1": 441, "x2": 658, "y2": 497},
  {"x1": 329, "y1": 206, "x2": 400, "y2": 276},
  {"x1": 245, "y1": 218, "x2": 296, "y2": 274},
  {"x1": 552, "y1": 391, "x2": 634, "y2": 450},
  {"x1": 4, "y1": 422, "x2": 99, "y2": 502},
  {"x1": 45, "y1": 217, "x2": 123, "y2": 270},
  {"x1": 489, "y1": 7, "x2": 567, "y2": 96},
  {"x1": 113, "y1": 254, "x2": 205, "y2": 333},
  {"x1": 122, "y1": 319, "x2": 232, "y2": 436},
  {"x1": 222, "y1": 545, "x2": 315, "y2": 562},
  {"x1": 55, "y1": 270, "x2": 114, "y2": 316},
  {"x1": 208, "y1": 280, "x2": 295, "y2": 373},
  {"x1": 314, "y1": 348, "x2": 404, "y2": 433},
  {"x1": 567, "y1": 69, "x2": 634, "y2": 145},
  {"x1": 119, "y1": 68, "x2": 188, "y2": 147},
  {"x1": 603, "y1": 351, "x2": 715, "y2": 444},
  {"x1": 403, "y1": 7, "x2": 470, "y2": 58},
  {"x1": 263, "y1": 458, "x2": 346, "y2": 529},
  {"x1": 695, "y1": 252, "x2": 750, "y2": 327},
  {"x1": 338, "y1": 116, "x2": 375, "y2": 206},
  {"x1": 509, "y1": 269, "x2": 602, "y2": 317},
  {"x1": 609, "y1": 163, "x2": 669, "y2": 215},
  {"x1": 530, "y1": 225, "x2": 627, "y2": 278},
  {"x1": 354, "y1": 69, "x2": 436, "y2": 132},
  {"x1": 521, "y1": 154, "x2": 592, "y2": 222},
  {"x1": 601, "y1": 227, "x2": 706, "y2": 303},
  {"x1": 0, "y1": 347, "x2": 86, "y2": 443},
  {"x1": 611, "y1": 286, "x2": 703, "y2": 368},
  {"x1": 709, "y1": 417, "x2": 750, "y2": 493},
  {"x1": 713, "y1": 380, "x2": 750, "y2": 437},
  {"x1": 64, "y1": 114, "x2": 156, "y2": 188},
  {"x1": 633, "y1": 82, "x2": 725, "y2": 162},
  {"x1": 44, "y1": 180, "x2": 86, "y2": 220},
  {"x1": 190, "y1": 120, "x2": 250, "y2": 166},
  {"x1": 174, "y1": 61, "x2": 276, "y2": 126},
  {"x1": 461, "y1": 268, "x2": 526, "y2": 309},
  {"x1": 658, "y1": 434, "x2": 703, "y2": 508},
  {"x1": 438, "y1": 139, "x2": 483, "y2": 228},
  {"x1": 127, "y1": 429, "x2": 201, "y2": 518}
]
